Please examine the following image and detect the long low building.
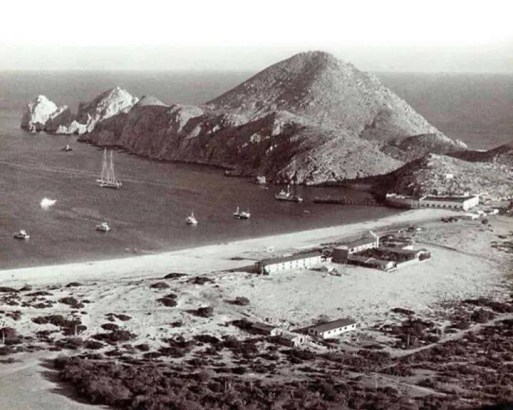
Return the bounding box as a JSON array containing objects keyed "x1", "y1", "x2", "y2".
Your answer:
[
  {"x1": 385, "y1": 193, "x2": 480, "y2": 211},
  {"x1": 256, "y1": 251, "x2": 323, "y2": 275},
  {"x1": 307, "y1": 318, "x2": 358, "y2": 339},
  {"x1": 419, "y1": 195, "x2": 480, "y2": 211}
]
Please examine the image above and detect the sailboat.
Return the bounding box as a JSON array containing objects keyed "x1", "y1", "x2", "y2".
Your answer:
[
  {"x1": 185, "y1": 211, "x2": 198, "y2": 225},
  {"x1": 97, "y1": 148, "x2": 122, "y2": 189},
  {"x1": 274, "y1": 184, "x2": 303, "y2": 202},
  {"x1": 233, "y1": 206, "x2": 251, "y2": 220}
]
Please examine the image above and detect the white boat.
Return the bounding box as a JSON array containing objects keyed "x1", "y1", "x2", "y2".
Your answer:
[
  {"x1": 61, "y1": 144, "x2": 72, "y2": 152},
  {"x1": 13, "y1": 230, "x2": 30, "y2": 240},
  {"x1": 96, "y1": 222, "x2": 111, "y2": 232},
  {"x1": 185, "y1": 212, "x2": 198, "y2": 225},
  {"x1": 274, "y1": 184, "x2": 303, "y2": 202},
  {"x1": 97, "y1": 148, "x2": 122, "y2": 189},
  {"x1": 233, "y1": 206, "x2": 251, "y2": 220}
]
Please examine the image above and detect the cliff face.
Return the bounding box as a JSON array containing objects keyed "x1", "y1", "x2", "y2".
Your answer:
[{"x1": 22, "y1": 51, "x2": 467, "y2": 184}]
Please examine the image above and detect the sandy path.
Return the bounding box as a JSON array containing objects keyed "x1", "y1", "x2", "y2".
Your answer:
[{"x1": 0, "y1": 352, "x2": 104, "y2": 410}]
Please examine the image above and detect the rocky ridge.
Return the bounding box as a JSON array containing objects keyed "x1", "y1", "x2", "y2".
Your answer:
[{"x1": 21, "y1": 51, "x2": 468, "y2": 184}]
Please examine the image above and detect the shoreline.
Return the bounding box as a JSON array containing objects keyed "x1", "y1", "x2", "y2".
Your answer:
[{"x1": 0, "y1": 208, "x2": 458, "y2": 286}]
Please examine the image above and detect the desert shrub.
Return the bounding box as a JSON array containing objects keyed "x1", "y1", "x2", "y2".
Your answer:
[
  {"x1": 163, "y1": 272, "x2": 187, "y2": 279},
  {"x1": 85, "y1": 340, "x2": 105, "y2": 350},
  {"x1": 391, "y1": 307, "x2": 415, "y2": 316},
  {"x1": 194, "y1": 334, "x2": 221, "y2": 345},
  {"x1": 92, "y1": 330, "x2": 136, "y2": 344},
  {"x1": 193, "y1": 306, "x2": 214, "y2": 318},
  {"x1": 149, "y1": 281, "x2": 169, "y2": 289},
  {"x1": 471, "y1": 309, "x2": 495, "y2": 323},
  {"x1": 228, "y1": 296, "x2": 250, "y2": 306},
  {"x1": 65, "y1": 282, "x2": 83, "y2": 288},
  {"x1": 157, "y1": 297, "x2": 177, "y2": 307},
  {"x1": 58, "y1": 297, "x2": 84, "y2": 308},
  {"x1": 101, "y1": 323, "x2": 120, "y2": 331},
  {"x1": 135, "y1": 343, "x2": 150, "y2": 352},
  {"x1": 187, "y1": 276, "x2": 214, "y2": 285},
  {"x1": 27, "y1": 291, "x2": 52, "y2": 297},
  {"x1": 106, "y1": 313, "x2": 132, "y2": 322},
  {"x1": 0, "y1": 287, "x2": 18, "y2": 293}
]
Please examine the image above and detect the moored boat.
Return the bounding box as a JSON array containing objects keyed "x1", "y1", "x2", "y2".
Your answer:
[
  {"x1": 233, "y1": 206, "x2": 251, "y2": 219},
  {"x1": 274, "y1": 184, "x2": 303, "y2": 202},
  {"x1": 13, "y1": 230, "x2": 30, "y2": 240},
  {"x1": 186, "y1": 212, "x2": 198, "y2": 225},
  {"x1": 96, "y1": 222, "x2": 111, "y2": 232}
]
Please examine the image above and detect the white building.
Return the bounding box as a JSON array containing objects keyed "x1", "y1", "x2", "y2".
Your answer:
[
  {"x1": 418, "y1": 195, "x2": 480, "y2": 211},
  {"x1": 257, "y1": 251, "x2": 323, "y2": 275},
  {"x1": 307, "y1": 318, "x2": 358, "y2": 339}
]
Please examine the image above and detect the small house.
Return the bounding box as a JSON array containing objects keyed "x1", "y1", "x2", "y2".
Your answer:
[
  {"x1": 332, "y1": 236, "x2": 379, "y2": 263},
  {"x1": 307, "y1": 318, "x2": 357, "y2": 339},
  {"x1": 277, "y1": 331, "x2": 307, "y2": 347}
]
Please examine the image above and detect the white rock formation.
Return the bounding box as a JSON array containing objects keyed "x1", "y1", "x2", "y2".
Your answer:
[
  {"x1": 75, "y1": 87, "x2": 139, "y2": 133},
  {"x1": 21, "y1": 95, "x2": 65, "y2": 133}
]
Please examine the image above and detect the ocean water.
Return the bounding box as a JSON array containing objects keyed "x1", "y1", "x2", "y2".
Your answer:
[{"x1": 0, "y1": 70, "x2": 510, "y2": 269}]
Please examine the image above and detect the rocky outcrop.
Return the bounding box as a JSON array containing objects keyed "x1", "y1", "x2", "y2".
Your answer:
[
  {"x1": 21, "y1": 95, "x2": 69, "y2": 133},
  {"x1": 21, "y1": 87, "x2": 139, "y2": 135},
  {"x1": 23, "y1": 52, "x2": 468, "y2": 184},
  {"x1": 376, "y1": 152, "x2": 513, "y2": 201}
]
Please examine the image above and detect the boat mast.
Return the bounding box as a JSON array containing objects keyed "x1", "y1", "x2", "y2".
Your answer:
[
  {"x1": 100, "y1": 148, "x2": 109, "y2": 181},
  {"x1": 109, "y1": 151, "x2": 116, "y2": 183}
]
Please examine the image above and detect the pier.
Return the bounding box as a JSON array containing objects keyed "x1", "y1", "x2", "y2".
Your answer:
[{"x1": 313, "y1": 197, "x2": 383, "y2": 207}]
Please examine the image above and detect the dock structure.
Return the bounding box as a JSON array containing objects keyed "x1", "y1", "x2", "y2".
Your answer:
[{"x1": 313, "y1": 196, "x2": 381, "y2": 206}]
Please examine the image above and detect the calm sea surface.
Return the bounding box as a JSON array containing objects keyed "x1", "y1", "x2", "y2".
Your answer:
[{"x1": 0, "y1": 70, "x2": 510, "y2": 269}]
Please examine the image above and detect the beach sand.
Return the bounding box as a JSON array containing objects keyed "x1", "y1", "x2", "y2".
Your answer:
[{"x1": 0, "y1": 208, "x2": 511, "y2": 409}]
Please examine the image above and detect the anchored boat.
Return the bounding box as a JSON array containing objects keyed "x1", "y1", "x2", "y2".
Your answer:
[
  {"x1": 233, "y1": 206, "x2": 251, "y2": 220},
  {"x1": 185, "y1": 212, "x2": 198, "y2": 225},
  {"x1": 96, "y1": 222, "x2": 111, "y2": 232},
  {"x1": 97, "y1": 148, "x2": 122, "y2": 189},
  {"x1": 13, "y1": 230, "x2": 30, "y2": 240},
  {"x1": 274, "y1": 184, "x2": 303, "y2": 202}
]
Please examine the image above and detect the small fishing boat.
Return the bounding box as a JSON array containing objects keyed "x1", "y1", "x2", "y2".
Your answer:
[
  {"x1": 274, "y1": 184, "x2": 303, "y2": 202},
  {"x1": 61, "y1": 144, "x2": 72, "y2": 152},
  {"x1": 13, "y1": 230, "x2": 30, "y2": 240},
  {"x1": 96, "y1": 222, "x2": 111, "y2": 232},
  {"x1": 185, "y1": 212, "x2": 198, "y2": 225},
  {"x1": 233, "y1": 206, "x2": 251, "y2": 220}
]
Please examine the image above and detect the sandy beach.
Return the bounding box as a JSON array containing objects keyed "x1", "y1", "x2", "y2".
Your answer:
[{"x1": 1, "y1": 208, "x2": 461, "y2": 286}]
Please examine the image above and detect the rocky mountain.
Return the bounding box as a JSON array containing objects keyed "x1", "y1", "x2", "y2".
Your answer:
[
  {"x1": 21, "y1": 51, "x2": 467, "y2": 184},
  {"x1": 376, "y1": 152, "x2": 513, "y2": 201}
]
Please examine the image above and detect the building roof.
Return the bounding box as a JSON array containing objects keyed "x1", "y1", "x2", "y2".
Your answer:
[
  {"x1": 381, "y1": 247, "x2": 429, "y2": 255},
  {"x1": 339, "y1": 237, "x2": 377, "y2": 250},
  {"x1": 250, "y1": 322, "x2": 278, "y2": 332},
  {"x1": 260, "y1": 251, "x2": 322, "y2": 266},
  {"x1": 348, "y1": 255, "x2": 394, "y2": 267},
  {"x1": 421, "y1": 195, "x2": 478, "y2": 203},
  {"x1": 280, "y1": 331, "x2": 302, "y2": 340},
  {"x1": 309, "y1": 318, "x2": 357, "y2": 333}
]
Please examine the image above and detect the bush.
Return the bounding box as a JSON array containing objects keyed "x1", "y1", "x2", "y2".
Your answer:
[
  {"x1": 150, "y1": 281, "x2": 170, "y2": 289},
  {"x1": 157, "y1": 297, "x2": 177, "y2": 307},
  {"x1": 228, "y1": 296, "x2": 250, "y2": 306},
  {"x1": 194, "y1": 306, "x2": 214, "y2": 318}
]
